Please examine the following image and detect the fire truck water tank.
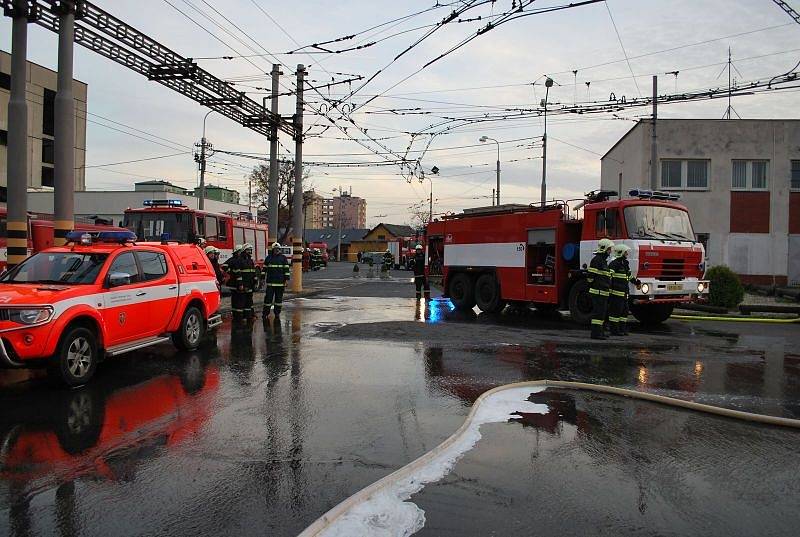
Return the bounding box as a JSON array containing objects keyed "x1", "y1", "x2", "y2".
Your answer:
[{"x1": 562, "y1": 243, "x2": 579, "y2": 262}]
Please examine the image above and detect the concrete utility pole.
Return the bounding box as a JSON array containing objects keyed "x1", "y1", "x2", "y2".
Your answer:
[
  {"x1": 5, "y1": 0, "x2": 31, "y2": 268},
  {"x1": 53, "y1": 1, "x2": 77, "y2": 246},
  {"x1": 195, "y1": 111, "x2": 214, "y2": 210},
  {"x1": 337, "y1": 194, "x2": 343, "y2": 262},
  {"x1": 540, "y1": 77, "x2": 554, "y2": 209},
  {"x1": 650, "y1": 75, "x2": 658, "y2": 190},
  {"x1": 268, "y1": 63, "x2": 281, "y2": 244},
  {"x1": 480, "y1": 136, "x2": 501, "y2": 206},
  {"x1": 290, "y1": 64, "x2": 305, "y2": 292}
]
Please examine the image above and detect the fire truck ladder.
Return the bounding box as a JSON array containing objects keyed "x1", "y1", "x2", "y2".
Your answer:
[
  {"x1": 1, "y1": 0, "x2": 295, "y2": 139},
  {"x1": 772, "y1": 0, "x2": 800, "y2": 24}
]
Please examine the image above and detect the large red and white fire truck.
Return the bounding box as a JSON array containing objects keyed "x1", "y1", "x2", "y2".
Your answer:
[
  {"x1": 425, "y1": 190, "x2": 709, "y2": 325},
  {"x1": 0, "y1": 207, "x2": 125, "y2": 273},
  {"x1": 123, "y1": 200, "x2": 270, "y2": 265}
]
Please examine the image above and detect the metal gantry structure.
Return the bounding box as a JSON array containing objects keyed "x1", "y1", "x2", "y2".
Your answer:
[{"x1": 772, "y1": 0, "x2": 800, "y2": 24}]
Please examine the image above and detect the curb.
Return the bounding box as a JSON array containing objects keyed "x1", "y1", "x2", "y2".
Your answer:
[
  {"x1": 672, "y1": 314, "x2": 800, "y2": 324},
  {"x1": 298, "y1": 379, "x2": 800, "y2": 537}
]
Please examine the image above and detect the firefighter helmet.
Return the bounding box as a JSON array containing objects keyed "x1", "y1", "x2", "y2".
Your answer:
[
  {"x1": 596, "y1": 238, "x2": 615, "y2": 253},
  {"x1": 272, "y1": 242, "x2": 281, "y2": 249},
  {"x1": 613, "y1": 244, "x2": 631, "y2": 258},
  {"x1": 204, "y1": 245, "x2": 219, "y2": 255},
  {"x1": 234, "y1": 244, "x2": 243, "y2": 254},
  {"x1": 415, "y1": 244, "x2": 423, "y2": 250},
  {"x1": 242, "y1": 243, "x2": 253, "y2": 253}
]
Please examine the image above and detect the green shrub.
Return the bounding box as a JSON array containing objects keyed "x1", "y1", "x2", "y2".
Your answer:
[{"x1": 706, "y1": 265, "x2": 744, "y2": 310}]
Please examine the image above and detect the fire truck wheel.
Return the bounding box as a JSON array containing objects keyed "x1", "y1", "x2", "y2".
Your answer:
[
  {"x1": 449, "y1": 273, "x2": 476, "y2": 310},
  {"x1": 567, "y1": 279, "x2": 593, "y2": 325},
  {"x1": 630, "y1": 303, "x2": 675, "y2": 326},
  {"x1": 48, "y1": 326, "x2": 99, "y2": 387},
  {"x1": 172, "y1": 306, "x2": 206, "y2": 351},
  {"x1": 475, "y1": 273, "x2": 505, "y2": 313}
]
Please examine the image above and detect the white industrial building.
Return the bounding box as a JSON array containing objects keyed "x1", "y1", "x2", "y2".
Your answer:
[{"x1": 601, "y1": 119, "x2": 800, "y2": 286}]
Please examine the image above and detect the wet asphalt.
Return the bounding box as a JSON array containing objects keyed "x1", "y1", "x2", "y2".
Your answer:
[{"x1": 1, "y1": 263, "x2": 799, "y2": 536}]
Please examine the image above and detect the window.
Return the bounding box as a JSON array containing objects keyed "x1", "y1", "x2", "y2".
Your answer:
[
  {"x1": 234, "y1": 227, "x2": 245, "y2": 247},
  {"x1": 0, "y1": 72, "x2": 10, "y2": 90},
  {"x1": 731, "y1": 160, "x2": 769, "y2": 190},
  {"x1": 205, "y1": 216, "x2": 219, "y2": 239},
  {"x1": 42, "y1": 138, "x2": 54, "y2": 164},
  {"x1": 136, "y1": 251, "x2": 168, "y2": 281},
  {"x1": 661, "y1": 159, "x2": 709, "y2": 189},
  {"x1": 255, "y1": 230, "x2": 267, "y2": 261},
  {"x1": 0, "y1": 253, "x2": 108, "y2": 285},
  {"x1": 43, "y1": 89, "x2": 56, "y2": 137},
  {"x1": 595, "y1": 208, "x2": 621, "y2": 239},
  {"x1": 0, "y1": 129, "x2": 7, "y2": 146},
  {"x1": 107, "y1": 252, "x2": 141, "y2": 284},
  {"x1": 41, "y1": 166, "x2": 54, "y2": 188},
  {"x1": 792, "y1": 160, "x2": 800, "y2": 190},
  {"x1": 244, "y1": 228, "x2": 256, "y2": 250}
]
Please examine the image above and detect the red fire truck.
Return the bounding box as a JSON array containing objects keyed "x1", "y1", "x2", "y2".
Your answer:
[
  {"x1": 0, "y1": 207, "x2": 125, "y2": 273},
  {"x1": 123, "y1": 200, "x2": 270, "y2": 265},
  {"x1": 425, "y1": 190, "x2": 709, "y2": 326}
]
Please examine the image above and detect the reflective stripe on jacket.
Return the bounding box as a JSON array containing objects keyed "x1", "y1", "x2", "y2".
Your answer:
[{"x1": 588, "y1": 252, "x2": 611, "y2": 295}]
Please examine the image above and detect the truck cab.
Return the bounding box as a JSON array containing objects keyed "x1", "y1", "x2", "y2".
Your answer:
[{"x1": 0, "y1": 230, "x2": 221, "y2": 386}]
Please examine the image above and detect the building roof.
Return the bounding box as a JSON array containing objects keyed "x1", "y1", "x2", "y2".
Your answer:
[
  {"x1": 305, "y1": 228, "x2": 370, "y2": 247},
  {"x1": 375, "y1": 223, "x2": 416, "y2": 238},
  {"x1": 135, "y1": 179, "x2": 182, "y2": 187},
  {"x1": 601, "y1": 118, "x2": 800, "y2": 161}
]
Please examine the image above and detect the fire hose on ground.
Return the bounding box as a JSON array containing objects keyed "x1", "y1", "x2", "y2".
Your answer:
[{"x1": 299, "y1": 379, "x2": 800, "y2": 536}]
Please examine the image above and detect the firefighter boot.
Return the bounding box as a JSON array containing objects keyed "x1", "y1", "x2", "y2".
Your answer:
[
  {"x1": 620, "y1": 320, "x2": 629, "y2": 335},
  {"x1": 590, "y1": 322, "x2": 607, "y2": 340}
]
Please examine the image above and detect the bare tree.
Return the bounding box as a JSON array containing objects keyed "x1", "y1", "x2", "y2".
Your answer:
[{"x1": 249, "y1": 162, "x2": 311, "y2": 244}]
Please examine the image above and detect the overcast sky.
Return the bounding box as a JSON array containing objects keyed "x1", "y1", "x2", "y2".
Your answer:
[{"x1": 2, "y1": 0, "x2": 799, "y2": 226}]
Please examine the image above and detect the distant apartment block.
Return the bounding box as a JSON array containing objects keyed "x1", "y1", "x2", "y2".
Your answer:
[{"x1": 305, "y1": 189, "x2": 367, "y2": 229}]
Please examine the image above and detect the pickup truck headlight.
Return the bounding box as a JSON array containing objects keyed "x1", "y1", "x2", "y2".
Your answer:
[{"x1": 10, "y1": 308, "x2": 54, "y2": 325}]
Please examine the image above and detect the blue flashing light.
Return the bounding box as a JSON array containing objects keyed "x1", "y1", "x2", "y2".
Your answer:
[
  {"x1": 143, "y1": 199, "x2": 184, "y2": 207},
  {"x1": 96, "y1": 230, "x2": 138, "y2": 243},
  {"x1": 160, "y1": 232, "x2": 171, "y2": 242}
]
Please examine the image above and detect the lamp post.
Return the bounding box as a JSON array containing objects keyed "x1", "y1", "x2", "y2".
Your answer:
[
  {"x1": 429, "y1": 166, "x2": 439, "y2": 223},
  {"x1": 541, "y1": 77, "x2": 554, "y2": 208},
  {"x1": 479, "y1": 136, "x2": 500, "y2": 206}
]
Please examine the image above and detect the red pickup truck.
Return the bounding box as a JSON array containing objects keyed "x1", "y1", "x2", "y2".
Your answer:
[{"x1": 0, "y1": 231, "x2": 221, "y2": 386}]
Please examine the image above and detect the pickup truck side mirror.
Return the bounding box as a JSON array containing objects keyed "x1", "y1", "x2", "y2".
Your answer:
[{"x1": 107, "y1": 272, "x2": 132, "y2": 288}]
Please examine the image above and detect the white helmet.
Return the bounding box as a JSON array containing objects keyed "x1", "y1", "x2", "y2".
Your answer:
[
  {"x1": 272, "y1": 242, "x2": 281, "y2": 249},
  {"x1": 234, "y1": 244, "x2": 243, "y2": 253},
  {"x1": 415, "y1": 244, "x2": 423, "y2": 250},
  {"x1": 613, "y1": 244, "x2": 631, "y2": 258},
  {"x1": 204, "y1": 245, "x2": 219, "y2": 255},
  {"x1": 596, "y1": 238, "x2": 615, "y2": 253},
  {"x1": 242, "y1": 243, "x2": 253, "y2": 253}
]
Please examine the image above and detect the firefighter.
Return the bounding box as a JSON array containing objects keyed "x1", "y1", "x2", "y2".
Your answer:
[
  {"x1": 609, "y1": 244, "x2": 640, "y2": 335},
  {"x1": 412, "y1": 244, "x2": 430, "y2": 300},
  {"x1": 223, "y1": 244, "x2": 242, "y2": 272},
  {"x1": 228, "y1": 243, "x2": 257, "y2": 320},
  {"x1": 263, "y1": 242, "x2": 291, "y2": 318},
  {"x1": 588, "y1": 238, "x2": 615, "y2": 340},
  {"x1": 204, "y1": 245, "x2": 224, "y2": 285},
  {"x1": 382, "y1": 249, "x2": 394, "y2": 272}
]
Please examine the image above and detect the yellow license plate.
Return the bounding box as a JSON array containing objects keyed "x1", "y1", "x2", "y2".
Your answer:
[{"x1": 667, "y1": 283, "x2": 683, "y2": 291}]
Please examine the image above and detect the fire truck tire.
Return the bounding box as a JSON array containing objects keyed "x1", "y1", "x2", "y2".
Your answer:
[
  {"x1": 449, "y1": 273, "x2": 476, "y2": 310},
  {"x1": 630, "y1": 303, "x2": 675, "y2": 326},
  {"x1": 475, "y1": 273, "x2": 505, "y2": 313},
  {"x1": 172, "y1": 306, "x2": 206, "y2": 351},
  {"x1": 48, "y1": 326, "x2": 99, "y2": 387},
  {"x1": 567, "y1": 279, "x2": 593, "y2": 325}
]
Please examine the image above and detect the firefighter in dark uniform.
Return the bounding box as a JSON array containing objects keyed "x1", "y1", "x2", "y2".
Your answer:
[
  {"x1": 228, "y1": 243, "x2": 257, "y2": 320},
  {"x1": 608, "y1": 244, "x2": 640, "y2": 335},
  {"x1": 263, "y1": 242, "x2": 291, "y2": 318},
  {"x1": 204, "y1": 245, "x2": 225, "y2": 286},
  {"x1": 412, "y1": 244, "x2": 430, "y2": 300},
  {"x1": 588, "y1": 238, "x2": 614, "y2": 339},
  {"x1": 382, "y1": 249, "x2": 394, "y2": 272}
]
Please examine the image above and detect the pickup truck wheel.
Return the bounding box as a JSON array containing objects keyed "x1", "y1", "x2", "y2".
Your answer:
[
  {"x1": 172, "y1": 306, "x2": 205, "y2": 351},
  {"x1": 48, "y1": 327, "x2": 98, "y2": 387},
  {"x1": 449, "y1": 273, "x2": 476, "y2": 310},
  {"x1": 568, "y1": 279, "x2": 593, "y2": 325},
  {"x1": 630, "y1": 303, "x2": 674, "y2": 326},
  {"x1": 475, "y1": 273, "x2": 505, "y2": 313},
  {"x1": 54, "y1": 388, "x2": 104, "y2": 455}
]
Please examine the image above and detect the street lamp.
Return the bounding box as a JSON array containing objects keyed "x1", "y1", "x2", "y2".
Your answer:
[
  {"x1": 429, "y1": 166, "x2": 439, "y2": 223},
  {"x1": 479, "y1": 136, "x2": 500, "y2": 206},
  {"x1": 541, "y1": 77, "x2": 554, "y2": 208},
  {"x1": 195, "y1": 110, "x2": 215, "y2": 210}
]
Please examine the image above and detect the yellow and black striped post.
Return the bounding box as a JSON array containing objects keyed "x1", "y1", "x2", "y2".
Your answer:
[
  {"x1": 53, "y1": 220, "x2": 74, "y2": 247},
  {"x1": 6, "y1": 220, "x2": 29, "y2": 267},
  {"x1": 291, "y1": 238, "x2": 303, "y2": 292}
]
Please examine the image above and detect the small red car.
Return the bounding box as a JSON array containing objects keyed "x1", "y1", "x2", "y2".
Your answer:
[{"x1": 0, "y1": 231, "x2": 221, "y2": 386}]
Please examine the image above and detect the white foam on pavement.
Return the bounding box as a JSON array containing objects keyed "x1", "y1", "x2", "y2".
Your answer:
[{"x1": 318, "y1": 386, "x2": 548, "y2": 537}]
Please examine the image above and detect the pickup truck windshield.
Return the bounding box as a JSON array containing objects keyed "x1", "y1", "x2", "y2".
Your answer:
[
  {"x1": 124, "y1": 212, "x2": 192, "y2": 242},
  {"x1": 624, "y1": 205, "x2": 695, "y2": 241},
  {"x1": 0, "y1": 253, "x2": 109, "y2": 285}
]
